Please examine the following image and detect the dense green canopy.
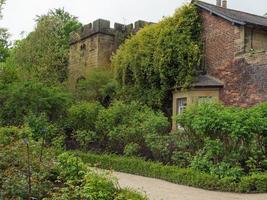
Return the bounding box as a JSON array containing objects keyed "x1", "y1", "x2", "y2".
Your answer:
[
  {"x1": 8, "y1": 9, "x2": 81, "y2": 85},
  {"x1": 112, "y1": 4, "x2": 202, "y2": 112}
]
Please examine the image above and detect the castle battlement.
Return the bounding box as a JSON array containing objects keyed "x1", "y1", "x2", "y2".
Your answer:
[
  {"x1": 68, "y1": 18, "x2": 153, "y2": 89},
  {"x1": 70, "y1": 18, "x2": 153, "y2": 45}
]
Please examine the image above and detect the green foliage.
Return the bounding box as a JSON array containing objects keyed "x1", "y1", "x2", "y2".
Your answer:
[
  {"x1": 79, "y1": 173, "x2": 117, "y2": 200},
  {"x1": 0, "y1": 28, "x2": 10, "y2": 62},
  {"x1": 115, "y1": 189, "x2": 148, "y2": 200},
  {"x1": 26, "y1": 113, "x2": 58, "y2": 142},
  {"x1": 76, "y1": 68, "x2": 118, "y2": 106},
  {"x1": 0, "y1": 64, "x2": 18, "y2": 85},
  {"x1": 0, "y1": 0, "x2": 5, "y2": 18},
  {"x1": 0, "y1": 81, "x2": 72, "y2": 126},
  {"x1": 95, "y1": 101, "x2": 169, "y2": 153},
  {"x1": 78, "y1": 151, "x2": 267, "y2": 193},
  {"x1": 112, "y1": 4, "x2": 202, "y2": 111},
  {"x1": 68, "y1": 102, "x2": 103, "y2": 131},
  {"x1": 51, "y1": 152, "x2": 145, "y2": 200},
  {"x1": 123, "y1": 143, "x2": 141, "y2": 157},
  {"x1": 56, "y1": 152, "x2": 87, "y2": 182},
  {"x1": 0, "y1": 127, "x2": 56, "y2": 199},
  {"x1": 67, "y1": 102, "x2": 104, "y2": 149},
  {"x1": 9, "y1": 8, "x2": 81, "y2": 85},
  {"x1": 0, "y1": 127, "x2": 146, "y2": 199},
  {"x1": 177, "y1": 102, "x2": 267, "y2": 175}
]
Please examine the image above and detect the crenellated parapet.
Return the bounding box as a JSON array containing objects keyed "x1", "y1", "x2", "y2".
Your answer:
[
  {"x1": 70, "y1": 19, "x2": 153, "y2": 45},
  {"x1": 68, "y1": 18, "x2": 154, "y2": 90}
]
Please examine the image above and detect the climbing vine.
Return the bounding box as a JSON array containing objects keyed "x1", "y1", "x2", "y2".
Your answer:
[{"x1": 112, "y1": 4, "x2": 202, "y2": 113}]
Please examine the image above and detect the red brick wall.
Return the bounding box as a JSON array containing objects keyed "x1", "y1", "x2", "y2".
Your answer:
[{"x1": 200, "y1": 9, "x2": 267, "y2": 107}]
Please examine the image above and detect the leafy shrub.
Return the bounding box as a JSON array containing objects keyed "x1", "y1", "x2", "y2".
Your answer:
[
  {"x1": 112, "y1": 4, "x2": 202, "y2": 111},
  {"x1": 51, "y1": 152, "x2": 146, "y2": 200},
  {"x1": 79, "y1": 173, "x2": 117, "y2": 200},
  {"x1": 67, "y1": 102, "x2": 104, "y2": 149},
  {"x1": 95, "y1": 101, "x2": 169, "y2": 154},
  {"x1": 124, "y1": 143, "x2": 141, "y2": 157},
  {"x1": 171, "y1": 151, "x2": 192, "y2": 168},
  {"x1": 75, "y1": 68, "x2": 118, "y2": 106},
  {"x1": 0, "y1": 81, "x2": 72, "y2": 126},
  {"x1": 26, "y1": 113, "x2": 59, "y2": 142},
  {"x1": 67, "y1": 102, "x2": 103, "y2": 132},
  {"x1": 0, "y1": 127, "x2": 56, "y2": 199},
  {"x1": 115, "y1": 189, "x2": 148, "y2": 200},
  {"x1": 0, "y1": 129, "x2": 146, "y2": 199},
  {"x1": 177, "y1": 102, "x2": 267, "y2": 174},
  {"x1": 56, "y1": 152, "x2": 87, "y2": 182}
]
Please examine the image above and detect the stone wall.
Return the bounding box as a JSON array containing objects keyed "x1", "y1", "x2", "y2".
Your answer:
[
  {"x1": 68, "y1": 19, "x2": 153, "y2": 89},
  {"x1": 200, "y1": 8, "x2": 267, "y2": 107}
]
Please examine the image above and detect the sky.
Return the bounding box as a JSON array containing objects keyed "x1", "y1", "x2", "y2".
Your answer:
[{"x1": 0, "y1": 0, "x2": 267, "y2": 41}]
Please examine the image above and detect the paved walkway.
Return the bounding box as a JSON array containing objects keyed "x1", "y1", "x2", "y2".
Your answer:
[{"x1": 114, "y1": 172, "x2": 267, "y2": 200}]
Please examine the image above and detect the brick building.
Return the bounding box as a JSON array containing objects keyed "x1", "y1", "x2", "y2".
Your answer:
[{"x1": 173, "y1": 0, "x2": 267, "y2": 129}]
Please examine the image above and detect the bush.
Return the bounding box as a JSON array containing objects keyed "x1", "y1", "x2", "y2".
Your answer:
[
  {"x1": 124, "y1": 143, "x2": 141, "y2": 157},
  {"x1": 75, "y1": 68, "x2": 117, "y2": 106},
  {"x1": 95, "y1": 101, "x2": 169, "y2": 154},
  {"x1": 67, "y1": 102, "x2": 103, "y2": 131},
  {"x1": 0, "y1": 127, "x2": 56, "y2": 199},
  {"x1": 0, "y1": 81, "x2": 72, "y2": 126},
  {"x1": 51, "y1": 152, "x2": 146, "y2": 200},
  {"x1": 115, "y1": 189, "x2": 148, "y2": 200},
  {"x1": 78, "y1": 151, "x2": 267, "y2": 193},
  {"x1": 177, "y1": 102, "x2": 267, "y2": 174},
  {"x1": 0, "y1": 129, "x2": 146, "y2": 199}
]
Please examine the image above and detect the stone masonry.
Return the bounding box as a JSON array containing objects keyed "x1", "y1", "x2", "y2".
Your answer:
[{"x1": 68, "y1": 19, "x2": 152, "y2": 89}]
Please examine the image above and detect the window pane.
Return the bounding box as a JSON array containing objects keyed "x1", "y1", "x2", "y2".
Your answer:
[{"x1": 177, "y1": 98, "x2": 187, "y2": 114}]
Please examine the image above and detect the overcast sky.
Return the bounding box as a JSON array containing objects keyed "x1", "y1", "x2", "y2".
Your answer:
[{"x1": 1, "y1": 0, "x2": 267, "y2": 41}]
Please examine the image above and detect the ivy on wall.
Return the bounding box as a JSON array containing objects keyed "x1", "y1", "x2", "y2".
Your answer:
[{"x1": 112, "y1": 4, "x2": 202, "y2": 113}]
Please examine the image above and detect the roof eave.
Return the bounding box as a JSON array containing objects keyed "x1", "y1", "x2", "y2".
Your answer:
[{"x1": 194, "y1": 2, "x2": 246, "y2": 26}]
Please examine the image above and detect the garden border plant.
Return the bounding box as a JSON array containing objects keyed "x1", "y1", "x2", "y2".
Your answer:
[{"x1": 77, "y1": 151, "x2": 267, "y2": 193}]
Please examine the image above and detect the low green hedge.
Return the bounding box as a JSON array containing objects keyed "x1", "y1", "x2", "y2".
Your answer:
[{"x1": 77, "y1": 151, "x2": 267, "y2": 193}]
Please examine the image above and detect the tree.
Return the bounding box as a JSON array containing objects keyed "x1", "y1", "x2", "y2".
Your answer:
[
  {"x1": 11, "y1": 8, "x2": 81, "y2": 85},
  {"x1": 0, "y1": 0, "x2": 6, "y2": 18},
  {"x1": 0, "y1": 1, "x2": 10, "y2": 62},
  {"x1": 75, "y1": 68, "x2": 117, "y2": 106},
  {"x1": 0, "y1": 28, "x2": 10, "y2": 62},
  {"x1": 112, "y1": 5, "x2": 202, "y2": 114}
]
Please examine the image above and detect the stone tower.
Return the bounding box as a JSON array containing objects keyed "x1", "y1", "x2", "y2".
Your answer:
[{"x1": 68, "y1": 19, "x2": 152, "y2": 89}]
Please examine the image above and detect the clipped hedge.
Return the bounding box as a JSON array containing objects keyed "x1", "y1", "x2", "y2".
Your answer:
[{"x1": 77, "y1": 151, "x2": 267, "y2": 193}]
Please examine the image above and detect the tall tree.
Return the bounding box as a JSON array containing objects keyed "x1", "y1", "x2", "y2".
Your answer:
[
  {"x1": 11, "y1": 8, "x2": 81, "y2": 85},
  {"x1": 0, "y1": 28, "x2": 10, "y2": 62},
  {"x1": 0, "y1": 0, "x2": 10, "y2": 62},
  {"x1": 0, "y1": 0, "x2": 6, "y2": 18}
]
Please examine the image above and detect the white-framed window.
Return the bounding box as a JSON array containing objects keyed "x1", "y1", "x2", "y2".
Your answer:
[{"x1": 177, "y1": 98, "x2": 187, "y2": 115}]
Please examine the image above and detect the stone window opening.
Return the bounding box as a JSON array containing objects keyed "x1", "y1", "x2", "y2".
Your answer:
[
  {"x1": 177, "y1": 98, "x2": 187, "y2": 115},
  {"x1": 80, "y1": 44, "x2": 86, "y2": 50}
]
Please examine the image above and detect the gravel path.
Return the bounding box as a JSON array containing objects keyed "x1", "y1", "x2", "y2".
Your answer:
[{"x1": 114, "y1": 172, "x2": 267, "y2": 200}]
